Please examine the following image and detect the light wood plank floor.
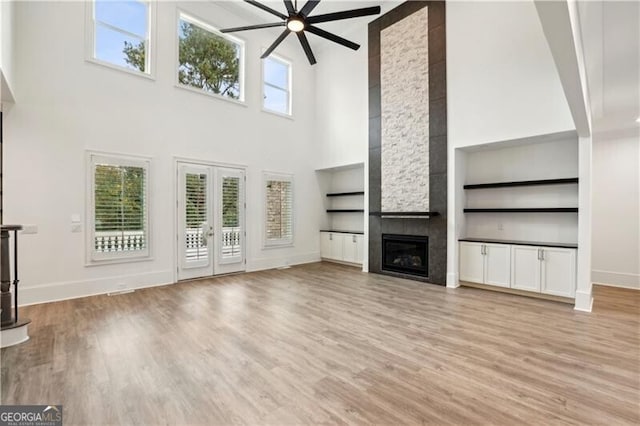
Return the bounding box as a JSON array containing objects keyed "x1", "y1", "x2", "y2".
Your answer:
[{"x1": 2, "y1": 262, "x2": 639, "y2": 425}]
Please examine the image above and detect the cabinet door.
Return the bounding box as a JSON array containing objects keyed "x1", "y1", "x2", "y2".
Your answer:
[
  {"x1": 330, "y1": 233, "x2": 345, "y2": 260},
  {"x1": 320, "y1": 232, "x2": 332, "y2": 259},
  {"x1": 342, "y1": 234, "x2": 358, "y2": 263},
  {"x1": 510, "y1": 246, "x2": 541, "y2": 292},
  {"x1": 459, "y1": 242, "x2": 484, "y2": 284},
  {"x1": 484, "y1": 244, "x2": 511, "y2": 288},
  {"x1": 355, "y1": 235, "x2": 364, "y2": 264},
  {"x1": 541, "y1": 247, "x2": 576, "y2": 297}
]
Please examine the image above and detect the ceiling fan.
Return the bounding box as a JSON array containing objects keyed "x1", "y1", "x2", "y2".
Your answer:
[{"x1": 220, "y1": 0, "x2": 381, "y2": 65}]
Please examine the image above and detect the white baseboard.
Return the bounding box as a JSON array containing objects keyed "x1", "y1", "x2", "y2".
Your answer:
[
  {"x1": 574, "y1": 290, "x2": 593, "y2": 312},
  {"x1": 19, "y1": 270, "x2": 174, "y2": 307},
  {"x1": 247, "y1": 251, "x2": 321, "y2": 273},
  {"x1": 446, "y1": 272, "x2": 460, "y2": 288},
  {"x1": 592, "y1": 270, "x2": 640, "y2": 290}
]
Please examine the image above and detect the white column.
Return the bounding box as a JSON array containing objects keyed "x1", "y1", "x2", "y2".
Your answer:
[{"x1": 575, "y1": 135, "x2": 593, "y2": 311}]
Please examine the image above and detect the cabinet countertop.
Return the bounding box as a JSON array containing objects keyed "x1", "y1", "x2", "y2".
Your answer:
[{"x1": 459, "y1": 238, "x2": 577, "y2": 249}]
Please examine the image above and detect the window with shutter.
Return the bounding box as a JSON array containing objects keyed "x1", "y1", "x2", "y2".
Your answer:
[
  {"x1": 88, "y1": 153, "x2": 150, "y2": 262},
  {"x1": 264, "y1": 173, "x2": 293, "y2": 247}
]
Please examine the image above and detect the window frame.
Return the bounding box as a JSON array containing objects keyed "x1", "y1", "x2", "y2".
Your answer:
[
  {"x1": 84, "y1": 0, "x2": 156, "y2": 79},
  {"x1": 261, "y1": 53, "x2": 293, "y2": 117},
  {"x1": 263, "y1": 172, "x2": 294, "y2": 248},
  {"x1": 86, "y1": 151, "x2": 152, "y2": 264},
  {"x1": 175, "y1": 10, "x2": 246, "y2": 105}
]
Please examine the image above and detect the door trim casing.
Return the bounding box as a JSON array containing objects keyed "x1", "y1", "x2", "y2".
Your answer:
[{"x1": 173, "y1": 157, "x2": 248, "y2": 284}]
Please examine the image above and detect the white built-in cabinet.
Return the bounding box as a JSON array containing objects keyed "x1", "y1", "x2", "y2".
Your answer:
[
  {"x1": 459, "y1": 242, "x2": 510, "y2": 288},
  {"x1": 539, "y1": 247, "x2": 577, "y2": 297},
  {"x1": 511, "y1": 246, "x2": 541, "y2": 292},
  {"x1": 460, "y1": 241, "x2": 577, "y2": 298},
  {"x1": 321, "y1": 232, "x2": 364, "y2": 265}
]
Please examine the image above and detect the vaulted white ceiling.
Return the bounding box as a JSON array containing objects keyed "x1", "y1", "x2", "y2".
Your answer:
[{"x1": 578, "y1": 0, "x2": 640, "y2": 132}]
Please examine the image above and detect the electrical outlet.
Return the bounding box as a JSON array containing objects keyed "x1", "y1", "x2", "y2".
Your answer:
[
  {"x1": 497, "y1": 223, "x2": 504, "y2": 231},
  {"x1": 116, "y1": 283, "x2": 126, "y2": 290}
]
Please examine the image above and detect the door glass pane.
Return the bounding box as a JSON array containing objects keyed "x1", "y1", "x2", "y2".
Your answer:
[
  {"x1": 185, "y1": 173, "x2": 208, "y2": 261},
  {"x1": 221, "y1": 176, "x2": 241, "y2": 258}
]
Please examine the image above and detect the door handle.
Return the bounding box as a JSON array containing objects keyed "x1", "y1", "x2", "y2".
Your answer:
[
  {"x1": 201, "y1": 223, "x2": 214, "y2": 246},
  {"x1": 540, "y1": 249, "x2": 544, "y2": 261},
  {"x1": 329, "y1": 234, "x2": 333, "y2": 241},
  {"x1": 352, "y1": 235, "x2": 356, "y2": 243}
]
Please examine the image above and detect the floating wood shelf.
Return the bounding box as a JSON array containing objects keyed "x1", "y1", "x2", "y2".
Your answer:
[
  {"x1": 463, "y1": 208, "x2": 578, "y2": 213},
  {"x1": 463, "y1": 177, "x2": 579, "y2": 190},
  {"x1": 326, "y1": 209, "x2": 365, "y2": 213},
  {"x1": 369, "y1": 212, "x2": 440, "y2": 217},
  {"x1": 326, "y1": 191, "x2": 365, "y2": 197}
]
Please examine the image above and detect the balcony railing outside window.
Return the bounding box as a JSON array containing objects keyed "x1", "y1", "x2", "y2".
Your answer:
[{"x1": 95, "y1": 227, "x2": 241, "y2": 258}]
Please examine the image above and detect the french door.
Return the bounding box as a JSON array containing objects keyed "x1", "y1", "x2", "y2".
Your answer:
[{"x1": 177, "y1": 162, "x2": 245, "y2": 280}]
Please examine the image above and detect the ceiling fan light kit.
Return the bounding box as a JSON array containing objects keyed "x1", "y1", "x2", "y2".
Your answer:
[{"x1": 220, "y1": 0, "x2": 381, "y2": 65}]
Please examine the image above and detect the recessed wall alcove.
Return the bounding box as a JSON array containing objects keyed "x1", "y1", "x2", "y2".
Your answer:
[{"x1": 368, "y1": 0, "x2": 447, "y2": 284}]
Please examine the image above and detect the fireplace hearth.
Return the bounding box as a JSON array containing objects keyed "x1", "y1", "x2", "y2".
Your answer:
[{"x1": 382, "y1": 234, "x2": 428, "y2": 277}]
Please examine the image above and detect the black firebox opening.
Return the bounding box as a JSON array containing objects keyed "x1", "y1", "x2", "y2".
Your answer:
[{"x1": 382, "y1": 234, "x2": 428, "y2": 277}]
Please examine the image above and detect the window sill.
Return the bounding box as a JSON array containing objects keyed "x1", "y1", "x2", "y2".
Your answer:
[
  {"x1": 175, "y1": 83, "x2": 247, "y2": 107},
  {"x1": 263, "y1": 242, "x2": 294, "y2": 250},
  {"x1": 85, "y1": 255, "x2": 154, "y2": 267},
  {"x1": 85, "y1": 57, "x2": 156, "y2": 81},
  {"x1": 262, "y1": 108, "x2": 294, "y2": 121}
]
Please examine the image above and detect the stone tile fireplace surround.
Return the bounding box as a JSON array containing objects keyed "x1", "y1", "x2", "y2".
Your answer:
[{"x1": 368, "y1": 1, "x2": 447, "y2": 284}]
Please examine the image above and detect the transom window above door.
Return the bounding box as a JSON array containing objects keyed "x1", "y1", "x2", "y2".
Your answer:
[
  {"x1": 177, "y1": 12, "x2": 245, "y2": 102},
  {"x1": 88, "y1": 0, "x2": 153, "y2": 75}
]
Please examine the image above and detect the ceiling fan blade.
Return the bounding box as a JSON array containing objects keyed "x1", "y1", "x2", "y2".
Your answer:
[
  {"x1": 297, "y1": 32, "x2": 317, "y2": 65},
  {"x1": 261, "y1": 29, "x2": 291, "y2": 59},
  {"x1": 306, "y1": 25, "x2": 360, "y2": 50},
  {"x1": 307, "y1": 6, "x2": 381, "y2": 24},
  {"x1": 299, "y1": 0, "x2": 320, "y2": 17},
  {"x1": 244, "y1": 0, "x2": 288, "y2": 20},
  {"x1": 220, "y1": 22, "x2": 285, "y2": 33},
  {"x1": 283, "y1": 0, "x2": 295, "y2": 15}
]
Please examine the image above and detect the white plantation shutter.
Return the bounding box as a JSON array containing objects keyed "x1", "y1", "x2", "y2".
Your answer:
[
  {"x1": 185, "y1": 173, "x2": 208, "y2": 261},
  {"x1": 89, "y1": 154, "x2": 150, "y2": 261},
  {"x1": 221, "y1": 176, "x2": 241, "y2": 258},
  {"x1": 264, "y1": 173, "x2": 293, "y2": 246}
]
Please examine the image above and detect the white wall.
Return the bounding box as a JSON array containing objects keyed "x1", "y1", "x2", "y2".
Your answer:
[
  {"x1": 314, "y1": 25, "x2": 369, "y2": 170},
  {"x1": 4, "y1": 1, "x2": 323, "y2": 305},
  {"x1": 447, "y1": 1, "x2": 575, "y2": 148},
  {"x1": 591, "y1": 128, "x2": 640, "y2": 289}
]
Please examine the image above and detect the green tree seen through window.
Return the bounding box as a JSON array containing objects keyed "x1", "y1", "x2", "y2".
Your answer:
[{"x1": 123, "y1": 20, "x2": 240, "y2": 98}]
